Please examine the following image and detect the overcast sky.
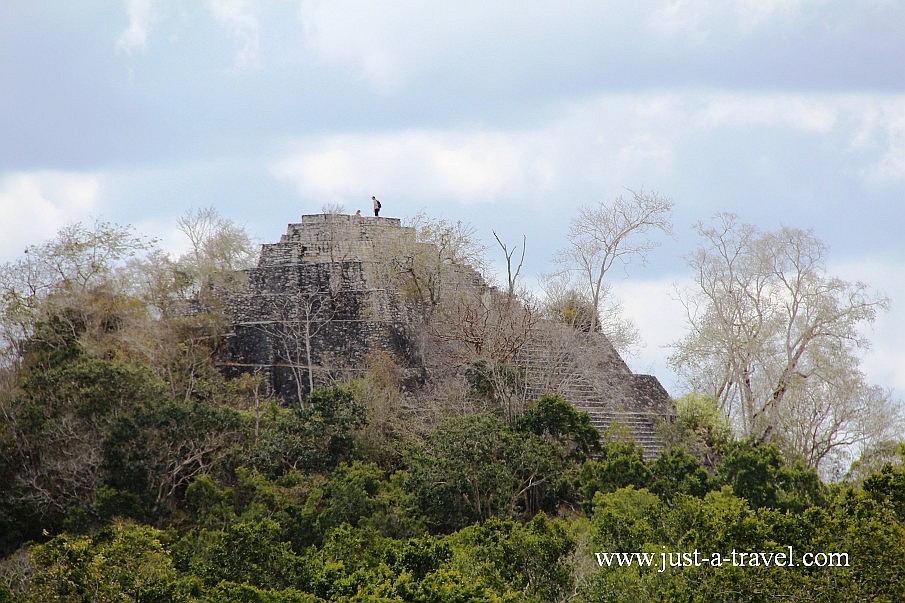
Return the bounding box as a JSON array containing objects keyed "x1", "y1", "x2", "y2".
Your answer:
[{"x1": 2, "y1": 1, "x2": 903, "y2": 400}]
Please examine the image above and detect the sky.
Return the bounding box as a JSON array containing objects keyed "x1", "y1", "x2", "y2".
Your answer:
[{"x1": 1, "y1": 0, "x2": 904, "y2": 402}]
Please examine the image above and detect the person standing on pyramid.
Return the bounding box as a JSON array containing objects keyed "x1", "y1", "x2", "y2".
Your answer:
[{"x1": 372, "y1": 196, "x2": 381, "y2": 217}]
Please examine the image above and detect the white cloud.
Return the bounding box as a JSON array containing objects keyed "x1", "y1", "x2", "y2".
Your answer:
[
  {"x1": 859, "y1": 101, "x2": 905, "y2": 183},
  {"x1": 268, "y1": 91, "x2": 905, "y2": 214},
  {"x1": 650, "y1": 0, "x2": 808, "y2": 41},
  {"x1": 831, "y1": 255, "x2": 905, "y2": 396},
  {"x1": 0, "y1": 172, "x2": 103, "y2": 262},
  {"x1": 650, "y1": 0, "x2": 711, "y2": 41},
  {"x1": 734, "y1": 0, "x2": 806, "y2": 30},
  {"x1": 579, "y1": 92, "x2": 905, "y2": 190},
  {"x1": 610, "y1": 276, "x2": 691, "y2": 395},
  {"x1": 691, "y1": 93, "x2": 905, "y2": 185},
  {"x1": 116, "y1": 0, "x2": 262, "y2": 69},
  {"x1": 267, "y1": 97, "x2": 690, "y2": 207},
  {"x1": 117, "y1": 0, "x2": 158, "y2": 54},
  {"x1": 295, "y1": 1, "x2": 641, "y2": 94},
  {"x1": 206, "y1": 0, "x2": 261, "y2": 69},
  {"x1": 694, "y1": 94, "x2": 838, "y2": 133},
  {"x1": 296, "y1": 0, "x2": 830, "y2": 96},
  {"x1": 298, "y1": 1, "x2": 422, "y2": 93},
  {"x1": 271, "y1": 131, "x2": 543, "y2": 203}
]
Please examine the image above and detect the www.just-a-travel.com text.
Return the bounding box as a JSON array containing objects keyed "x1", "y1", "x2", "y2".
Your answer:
[{"x1": 595, "y1": 548, "x2": 850, "y2": 573}]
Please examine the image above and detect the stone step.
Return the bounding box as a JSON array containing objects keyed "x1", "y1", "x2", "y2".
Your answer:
[{"x1": 583, "y1": 410, "x2": 666, "y2": 461}]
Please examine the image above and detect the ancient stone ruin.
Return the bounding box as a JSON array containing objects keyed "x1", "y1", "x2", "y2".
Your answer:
[{"x1": 219, "y1": 213, "x2": 672, "y2": 458}]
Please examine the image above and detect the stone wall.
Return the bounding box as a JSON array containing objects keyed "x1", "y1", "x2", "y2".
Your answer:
[{"x1": 220, "y1": 215, "x2": 419, "y2": 399}]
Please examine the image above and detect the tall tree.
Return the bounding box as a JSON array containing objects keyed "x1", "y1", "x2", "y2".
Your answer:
[
  {"x1": 388, "y1": 213, "x2": 488, "y2": 314},
  {"x1": 381, "y1": 214, "x2": 489, "y2": 371},
  {"x1": 405, "y1": 413, "x2": 561, "y2": 531},
  {"x1": 552, "y1": 189, "x2": 672, "y2": 338},
  {"x1": 152, "y1": 207, "x2": 257, "y2": 400},
  {"x1": 258, "y1": 289, "x2": 339, "y2": 404},
  {"x1": 175, "y1": 206, "x2": 258, "y2": 306},
  {"x1": 670, "y1": 213, "x2": 897, "y2": 470},
  {"x1": 0, "y1": 220, "x2": 152, "y2": 369},
  {"x1": 493, "y1": 230, "x2": 526, "y2": 302}
]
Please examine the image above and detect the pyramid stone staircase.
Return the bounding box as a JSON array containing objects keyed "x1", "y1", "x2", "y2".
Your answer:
[{"x1": 517, "y1": 323, "x2": 671, "y2": 460}]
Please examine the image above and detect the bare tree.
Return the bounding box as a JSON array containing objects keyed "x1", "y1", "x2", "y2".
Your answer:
[
  {"x1": 376, "y1": 216, "x2": 545, "y2": 419},
  {"x1": 428, "y1": 288, "x2": 538, "y2": 422},
  {"x1": 779, "y1": 372, "x2": 900, "y2": 471},
  {"x1": 176, "y1": 206, "x2": 257, "y2": 297},
  {"x1": 229, "y1": 369, "x2": 271, "y2": 444},
  {"x1": 0, "y1": 220, "x2": 154, "y2": 370},
  {"x1": 670, "y1": 213, "x2": 896, "y2": 470},
  {"x1": 248, "y1": 214, "x2": 357, "y2": 406},
  {"x1": 493, "y1": 230, "x2": 526, "y2": 301},
  {"x1": 119, "y1": 208, "x2": 258, "y2": 402},
  {"x1": 378, "y1": 214, "x2": 488, "y2": 370},
  {"x1": 322, "y1": 202, "x2": 346, "y2": 214},
  {"x1": 539, "y1": 270, "x2": 640, "y2": 355},
  {"x1": 553, "y1": 189, "x2": 672, "y2": 337},
  {"x1": 257, "y1": 289, "x2": 338, "y2": 405},
  {"x1": 389, "y1": 213, "x2": 488, "y2": 312},
  {"x1": 428, "y1": 230, "x2": 535, "y2": 367},
  {"x1": 441, "y1": 290, "x2": 537, "y2": 362}
]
